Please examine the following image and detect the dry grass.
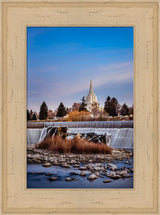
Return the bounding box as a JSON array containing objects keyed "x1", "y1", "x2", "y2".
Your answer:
[{"x1": 36, "y1": 136, "x2": 112, "y2": 154}]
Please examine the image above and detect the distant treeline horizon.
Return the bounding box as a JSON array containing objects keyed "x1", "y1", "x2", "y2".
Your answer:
[{"x1": 27, "y1": 96, "x2": 133, "y2": 121}]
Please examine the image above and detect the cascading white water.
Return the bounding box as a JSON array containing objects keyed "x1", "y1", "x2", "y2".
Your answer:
[
  {"x1": 27, "y1": 126, "x2": 133, "y2": 149},
  {"x1": 67, "y1": 128, "x2": 133, "y2": 149},
  {"x1": 27, "y1": 129, "x2": 42, "y2": 146},
  {"x1": 39, "y1": 127, "x2": 48, "y2": 143}
]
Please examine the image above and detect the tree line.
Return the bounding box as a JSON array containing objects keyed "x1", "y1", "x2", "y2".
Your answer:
[
  {"x1": 27, "y1": 96, "x2": 133, "y2": 120},
  {"x1": 104, "y1": 96, "x2": 132, "y2": 116}
]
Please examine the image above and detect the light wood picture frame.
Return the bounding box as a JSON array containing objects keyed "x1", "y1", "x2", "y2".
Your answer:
[{"x1": 0, "y1": 0, "x2": 159, "y2": 214}]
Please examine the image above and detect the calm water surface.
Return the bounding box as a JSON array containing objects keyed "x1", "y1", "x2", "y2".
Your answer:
[{"x1": 27, "y1": 157, "x2": 133, "y2": 189}]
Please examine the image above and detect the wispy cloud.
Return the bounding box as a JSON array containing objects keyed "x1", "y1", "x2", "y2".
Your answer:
[
  {"x1": 53, "y1": 61, "x2": 133, "y2": 97},
  {"x1": 27, "y1": 61, "x2": 133, "y2": 111}
]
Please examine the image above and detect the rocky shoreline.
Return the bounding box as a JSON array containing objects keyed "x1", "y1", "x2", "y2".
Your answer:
[{"x1": 27, "y1": 145, "x2": 133, "y2": 184}]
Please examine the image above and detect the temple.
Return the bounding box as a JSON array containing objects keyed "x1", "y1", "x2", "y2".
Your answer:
[{"x1": 86, "y1": 80, "x2": 98, "y2": 110}]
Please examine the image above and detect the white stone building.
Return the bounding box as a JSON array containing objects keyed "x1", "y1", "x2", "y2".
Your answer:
[{"x1": 86, "y1": 80, "x2": 98, "y2": 110}]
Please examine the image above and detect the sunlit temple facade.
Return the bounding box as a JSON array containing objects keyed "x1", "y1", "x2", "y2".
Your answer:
[{"x1": 86, "y1": 80, "x2": 98, "y2": 110}]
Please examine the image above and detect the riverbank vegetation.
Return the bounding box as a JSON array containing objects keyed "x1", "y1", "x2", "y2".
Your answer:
[
  {"x1": 27, "y1": 115, "x2": 133, "y2": 125},
  {"x1": 36, "y1": 136, "x2": 112, "y2": 154}
]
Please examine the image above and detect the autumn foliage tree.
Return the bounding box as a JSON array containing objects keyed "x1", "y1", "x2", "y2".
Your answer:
[
  {"x1": 67, "y1": 111, "x2": 90, "y2": 121},
  {"x1": 72, "y1": 103, "x2": 80, "y2": 111},
  {"x1": 91, "y1": 102, "x2": 100, "y2": 118}
]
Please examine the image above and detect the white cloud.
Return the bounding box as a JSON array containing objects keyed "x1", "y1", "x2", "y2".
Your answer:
[
  {"x1": 57, "y1": 61, "x2": 133, "y2": 96},
  {"x1": 28, "y1": 61, "x2": 133, "y2": 111}
]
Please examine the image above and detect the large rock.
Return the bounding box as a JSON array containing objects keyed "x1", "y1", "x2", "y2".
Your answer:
[
  {"x1": 86, "y1": 133, "x2": 106, "y2": 144},
  {"x1": 69, "y1": 160, "x2": 77, "y2": 164},
  {"x1": 66, "y1": 132, "x2": 107, "y2": 144},
  {"x1": 87, "y1": 174, "x2": 98, "y2": 181},
  {"x1": 103, "y1": 179, "x2": 112, "y2": 183},
  {"x1": 119, "y1": 170, "x2": 128, "y2": 176},
  {"x1": 107, "y1": 171, "x2": 121, "y2": 179},
  {"x1": 45, "y1": 173, "x2": 53, "y2": 176},
  {"x1": 61, "y1": 163, "x2": 71, "y2": 168},
  {"x1": 108, "y1": 163, "x2": 117, "y2": 171},
  {"x1": 80, "y1": 171, "x2": 86, "y2": 177},
  {"x1": 129, "y1": 168, "x2": 134, "y2": 172},
  {"x1": 122, "y1": 174, "x2": 131, "y2": 178},
  {"x1": 56, "y1": 127, "x2": 68, "y2": 138},
  {"x1": 73, "y1": 164, "x2": 80, "y2": 168},
  {"x1": 94, "y1": 166, "x2": 105, "y2": 171},
  {"x1": 42, "y1": 126, "x2": 68, "y2": 140},
  {"x1": 48, "y1": 177, "x2": 58, "y2": 181},
  {"x1": 79, "y1": 166, "x2": 87, "y2": 171},
  {"x1": 65, "y1": 177, "x2": 75, "y2": 181},
  {"x1": 42, "y1": 163, "x2": 52, "y2": 168}
]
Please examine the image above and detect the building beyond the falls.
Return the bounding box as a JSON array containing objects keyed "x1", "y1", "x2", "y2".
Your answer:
[{"x1": 86, "y1": 80, "x2": 98, "y2": 110}]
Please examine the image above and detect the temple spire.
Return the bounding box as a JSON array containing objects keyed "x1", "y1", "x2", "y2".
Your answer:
[
  {"x1": 86, "y1": 80, "x2": 98, "y2": 110},
  {"x1": 90, "y1": 80, "x2": 93, "y2": 92}
]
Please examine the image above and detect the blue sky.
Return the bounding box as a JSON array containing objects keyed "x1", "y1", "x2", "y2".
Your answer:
[{"x1": 27, "y1": 27, "x2": 133, "y2": 112}]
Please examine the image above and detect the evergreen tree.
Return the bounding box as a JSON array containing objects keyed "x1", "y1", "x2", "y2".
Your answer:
[
  {"x1": 111, "y1": 97, "x2": 118, "y2": 107},
  {"x1": 32, "y1": 113, "x2": 37, "y2": 120},
  {"x1": 111, "y1": 97, "x2": 118, "y2": 116},
  {"x1": 120, "y1": 103, "x2": 129, "y2": 116},
  {"x1": 27, "y1": 109, "x2": 30, "y2": 121},
  {"x1": 39, "y1": 101, "x2": 48, "y2": 120},
  {"x1": 104, "y1": 96, "x2": 110, "y2": 115},
  {"x1": 56, "y1": 102, "x2": 67, "y2": 117},
  {"x1": 79, "y1": 96, "x2": 87, "y2": 112},
  {"x1": 104, "y1": 96, "x2": 118, "y2": 116},
  {"x1": 107, "y1": 96, "x2": 111, "y2": 102}
]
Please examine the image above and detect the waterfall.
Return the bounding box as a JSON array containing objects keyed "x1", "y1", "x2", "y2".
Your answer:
[
  {"x1": 67, "y1": 128, "x2": 133, "y2": 149},
  {"x1": 27, "y1": 127, "x2": 133, "y2": 149},
  {"x1": 39, "y1": 127, "x2": 48, "y2": 143},
  {"x1": 27, "y1": 129, "x2": 42, "y2": 146},
  {"x1": 105, "y1": 128, "x2": 133, "y2": 148},
  {"x1": 27, "y1": 121, "x2": 133, "y2": 129},
  {"x1": 27, "y1": 121, "x2": 133, "y2": 148}
]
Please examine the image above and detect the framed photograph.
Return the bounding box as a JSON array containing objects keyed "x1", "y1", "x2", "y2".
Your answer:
[
  {"x1": 27, "y1": 26, "x2": 134, "y2": 189},
  {"x1": 0, "y1": 0, "x2": 159, "y2": 214}
]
